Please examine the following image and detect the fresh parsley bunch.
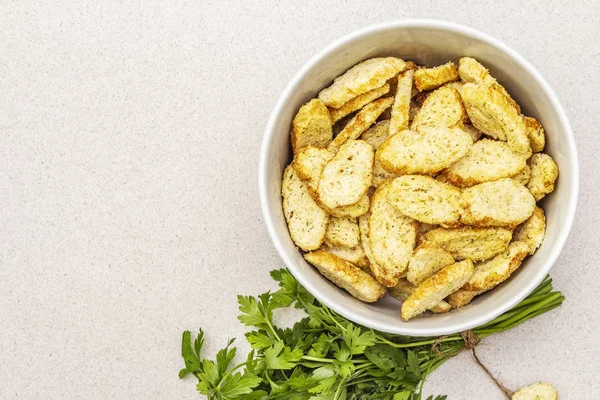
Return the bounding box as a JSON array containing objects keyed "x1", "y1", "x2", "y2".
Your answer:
[{"x1": 180, "y1": 270, "x2": 563, "y2": 399}]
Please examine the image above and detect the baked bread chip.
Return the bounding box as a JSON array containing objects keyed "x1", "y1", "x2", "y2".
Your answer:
[
  {"x1": 292, "y1": 146, "x2": 334, "y2": 193},
  {"x1": 329, "y1": 83, "x2": 391, "y2": 122},
  {"x1": 443, "y1": 80, "x2": 464, "y2": 93},
  {"x1": 387, "y1": 175, "x2": 462, "y2": 226},
  {"x1": 324, "y1": 216, "x2": 360, "y2": 248},
  {"x1": 304, "y1": 250, "x2": 385, "y2": 302},
  {"x1": 291, "y1": 99, "x2": 333, "y2": 153},
  {"x1": 377, "y1": 126, "x2": 473, "y2": 175},
  {"x1": 407, "y1": 241, "x2": 455, "y2": 285},
  {"x1": 360, "y1": 120, "x2": 390, "y2": 149},
  {"x1": 461, "y1": 83, "x2": 531, "y2": 155},
  {"x1": 282, "y1": 166, "x2": 329, "y2": 251},
  {"x1": 512, "y1": 382, "x2": 558, "y2": 400},
  {"x1": 328, "y1": 97, "x2": 393, "y2": 153},
  {"x1": 321, "y1": 243, "x2": 369, "y2": 269},
  {"x1": 401, "y1": 259, "x2": 474, "y2": 320},
  {"x1": 358, "y1": 213, "x2": 382, "y2": 273},
  {"x1": 512, "y1": 164, "x2": 531, "y2": 186},
  {"x1": 389, "y1": 69, "x2": 414, "y2": 136},
  {"x1": 458, "y1": 57, "x2": 521, "y2": 113},
  {"x1": 527, "y1": 153, "x2": 558, "y2": 201},
  {"x1": 318, "y1": 140, "x2": 374, "y2": 209},
  {"x1": 513, "y1": 207, "x2": 546, "y2": 255},
  {"x1": 389, "y1": 279, "x2": 451, "y2": 313},
  {"x1": 318, "y1": 57, "x2": 406, "y2": 108},
  {"x1": 446, "y1": 288, "x2": 483, "y2": 308},
  {"x1": 414, "y1": 62, "x2": 459, "y2": 91},
  {"x1": 424, "y1": 226, "x2": 512, "y2": 261},
  {"x1": 440, "y1": 139, "x2": 528, "y2": 187},
  {"x1": 368, "y1": 183, "x2": 417, "y2": 287},
  {"x1": 463, "y1": 241, "x2": 530, "y2": 291},
  {"x1": 461, "y1": 178, "x2": 536, "y2": 228},
  {"x1": 525, "y1": 116, "x2": 546, "y2": 153},
  {"x1": 410, "y1": 86, "x2": 466, "y2": 130},
  {"x1": 328, "y1": 193, "x2": 370, "y2": 218},
  {"x1": 460, "y1": 123, "x2": 483, "y2": 142}
]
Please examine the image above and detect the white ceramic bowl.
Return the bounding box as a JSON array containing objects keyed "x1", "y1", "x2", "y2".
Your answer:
[{"x1": 259, "y1": 20, "x2": 578, "y2": 336}]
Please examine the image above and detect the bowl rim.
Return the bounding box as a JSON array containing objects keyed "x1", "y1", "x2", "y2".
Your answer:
[{"x1": 258, "y1": 19, "x2": 579, "y2": 336}]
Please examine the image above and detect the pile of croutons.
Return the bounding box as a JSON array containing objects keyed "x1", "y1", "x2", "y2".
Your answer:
[{"x1": 282, "y1": 56, "x2": 558, "y2": 321}]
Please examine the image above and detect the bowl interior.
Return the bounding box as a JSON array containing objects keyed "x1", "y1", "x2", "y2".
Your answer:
[{"x1": 260, "y1": 21, "x2": 578, "y2": 336}]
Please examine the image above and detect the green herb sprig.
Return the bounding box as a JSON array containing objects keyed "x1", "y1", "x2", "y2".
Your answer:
[{"x1": 180, "y1": 271, "x2": 562, "y2": 399}]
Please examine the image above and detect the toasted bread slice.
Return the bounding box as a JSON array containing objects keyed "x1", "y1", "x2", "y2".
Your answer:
[
  {"x1": 463, "y1": 242, "x2": 530, "y2": 291},
  {"x1": 512, "y1": 382, "x2": 558, "y2": 400},
  {"x1": 446, "y1": 288, "x2": 483, "y2": 308},
  {"x1": 292, "y1": 146, "x2": 334, "y2": 193},
  {"x1": 389, "y1": 69, "x2": 414, "y2": 136},
  {"x1": 410, "y1": 86, "x2": 466, "y2": 130},
  {"x1": 324, "y1": 216, "x2": 360, "y2": 248},
  {"x1": 377, "y1": 126, "x2": 473, "y2": 175},
  {"x1": 389, "y1": 279, "x2": 451, "y2": 313},
  {"x1": 443, "y1": 80, "x2": 464, "y2": 93},
  {"x1": 525, "y1": 116, "x2": 546, "y2": 153},
  {"x1": 318, "y1": 140, "x2": 374, "y2": 209},
  {"x1": 461, "y1": 178, "x2": 535, "y2": 228},
  {"x1": 328, "y1": 193, "x2": 370, "y2": 218},
  {"x1": 304, "y1": 250, "x2": 385, "y2": 302},
  {"x1": 407, "y1": 241, "x2": 456, "y2": 285},
  {"x1": 461, "y1": 83, "x2": 531, "y2": 155},
  {"x1": 387, "y1": 175, "x2": 462, "y2": 226},
  {"x1": 359, "y1": 120, "x2": 390, "y2": 150},
  {"x1": 282, "y1": 166, "x2": 329, "y2": 251},
  {"x1": 368, "y1": 183, "x2": 417, "y2": 287},
  {"x1": 329, "y1": 83, "x2": 391, "y2": 122},
  {"x1": 424, "y1": 226, "x2": 512, "y2": 261},
  {"x1": 291, "y1": 99, "x2": 333, "y2": 153},
  {"x1": 458, "y1": 57, "x2": 521, "y2": 113},
  {"x1": 512, "y1": 164, "x2": 531, "y2": 186},
  {"x1": 513, "y1": 207, "x2": 546, "y2": 255},
  {"x1": 321, "y1": 243, "x2": 369, "y2": 269},
  {"x1": 358, "y1": 212, "x2": 382, "y2": 274},
  {"x1": 328, "y1": 97, "x2": 393, "y2": 153},
  {"x1": 401, "y1": 259, "x2": 474, "y2": 320},
  {"x1": 460, "y1": 123, "x2": 483, "y2": 142},
  {"x1": 440, "y1": 139, "x2": 528, "y2": 187},
  {"x1": 527, "y1": 153, "x2": 559, "y2": 201},
  {"x1": 318, "y1": 57, "x2": 406, "y2": 108},
  {"x1": 414, "y1": 62, "x2": 459, "y2": 91}
]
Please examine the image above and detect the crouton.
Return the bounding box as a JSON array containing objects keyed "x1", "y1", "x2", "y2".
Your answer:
[
  {"x1": 440, "y1": 139, "x2": 528, "y2": 187},
  {"x1": 512, "y1": 382, "x2": 558, "y2": 400},
  {"x1": 292, "y1": 146, "x2": 334, "y2": 193},
  {"x1": 329, "y1": 83, "x2": 391, "y2": 122},
  {"x1": 389, "y1": 69, "x2": 414, "y2": 136},
  {"x1": 359, "y1": 120, "x2": 390, "y2": 149},
  {"x1": 282, "y1": 166, "x2": 329, "y2": 251},
  {"x1": 411, "y1": 86, "x2": 466, "y2": 130},
  {"x1": 328, "y1": 193, "x2": 370, "y2": 218},
  {"x1": 512, "y1": 164, "x2": 531, "y2": 186},
  {"x1": 368, "y1": 183, "x2": 417, "y2": 287},
  {"x1": 318, "y1": 57, "x2": 406, "y2": 108},
  {"x1": 387, "y1": 175, "x2": 462, "y2": 226},
  {"x1": 414, "y1": 62, "x2": 459, "y2": 91},
  {"x1": 328, "y1": 97, "x2": 394, "y2": 153},
  {"x1": 446, "y1": 288, "x2": 483, "y2": 308},
  {"x1": 304, "y1": 250, "x2": 386, "y2": 302},
  {"x1": 463, "y1": 241, "x2": 530, "y2": 291},
  {"x1": 424, "y1": 226, "x2": 512, "y2": 261},
  {"x1": 461, "y1": 178, "x2": 536, "y2": 228},
  {"x1": 358, "y1": 213, "x2": 381, "y2": 272},
  {"x1": 460, "y1": 123, "x2": 483, "y2": 142},
  {"x1": 377, "y1": 126, "x2": 473, "y2": 175},
  {"x1": 372, "y1": 161, "x2": 397, "y2": 187},
  {"x1": 321, "y1": 243, "x2": 369, "y2": 269},
  {"x1": 318, "y1": 140, "x2": 374, "y2": 209},
  {"x1": 389, "y1": 279, "x2": 451, "y2": 313},
  {"x1": 525, "y1": 116, "x2": 546, "y2": 153},
  {"x1": 291, "y1": 99, "x2": 333, "y2": 153},
  {"x1": 401, "y1": 259, "x2": 474, "y2": 320},
  {"x1": 324, "y1": 216, "x2": 360, "y2": 248},
  {"x1": 527, "y1": 153, "x2": 559, "y2": 201},
  {"x1": 513, "y1": 207, "x2": 546, "y2": 255},
  {"x1": 407, "y1": 241, "x2": 455, "y2": 285},
  {"x1": 461, "y1": 83, "x2": 531, "y2": 155}
]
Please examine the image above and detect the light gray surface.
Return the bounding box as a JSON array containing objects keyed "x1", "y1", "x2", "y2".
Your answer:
[{"x1": 0, "y1": 1, "x2": 598, "y2": 398}]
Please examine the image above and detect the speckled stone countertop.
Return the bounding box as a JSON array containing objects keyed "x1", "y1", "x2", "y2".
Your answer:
[{"x1": 1, "y1": 1, "x2": 599, "y2": 398}]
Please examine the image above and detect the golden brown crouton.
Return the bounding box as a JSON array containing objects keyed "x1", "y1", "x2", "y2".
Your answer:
[
  {"x1": 291, "y1": 99, "x2": 333, "y2": 153},
  {"x1": 324, "y1": 216, "x2": 360, "y2": 248},
  {"x1": 328, "y1": 193, "x2": 370, "y2": 218},
  {"x1": 292, "y1": 146, "x2": 334, "y2": 193},
  {"x1": 460, "y1": 123, "x2": 483, "y2": 142},
  {"x1": 513, "y1": 207, "x2": 546, "y2": 255},
  {"x1": 424, "y1": 226, "x2": 512, "y2": 261},
  {"x1": 282, "y1": 166, "x2": 329, "y2": 251},
  {"x1": 329, "y1": 83, "x2": 391, "y2": 122},
  {"x1": 304, "y1": 250, "x2": 386, "y2": 302},
  {"x1": 410, "y1": 86, "x2": 466, "y2": 131},
  {"x1": 321, "y1": 243, "x2": 369, "y2": 269},
  {"x1": 414, "y1": 62, "x2": 459, "y2": 91},
  {"x1": 388, "y1": 279, "x2": 451, "y2": 313},
  {"x1": 359, "y1": 120, "x2": 390, "y2": 150},
  {"x1": 512, "y1": 382, "x2": 558, "y2": 400},
  {"x1": 446, "y1": 288, "x2": 483, "y2": 308},
  {"x1": 407, "y1": 241, "x2": 455, "y2": 285},
  {"x1": 389, "y1": 69, "x2": 414, "y2": 136},
  {"x1": 401, "y1": 259, "x2": 474, "y2": 320},
  {"x1": 512, "y1": 164, "x2": 531, "y2": 186},
  {"x1": 526, "y1": 153, "x2": 559, "y2": 201},
  {"x1": 525, "y1": 116, "x2": 546, "y2": 153},
  {"x1": 318, "y1": 57, "x2": 406, "y2": 108}
]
